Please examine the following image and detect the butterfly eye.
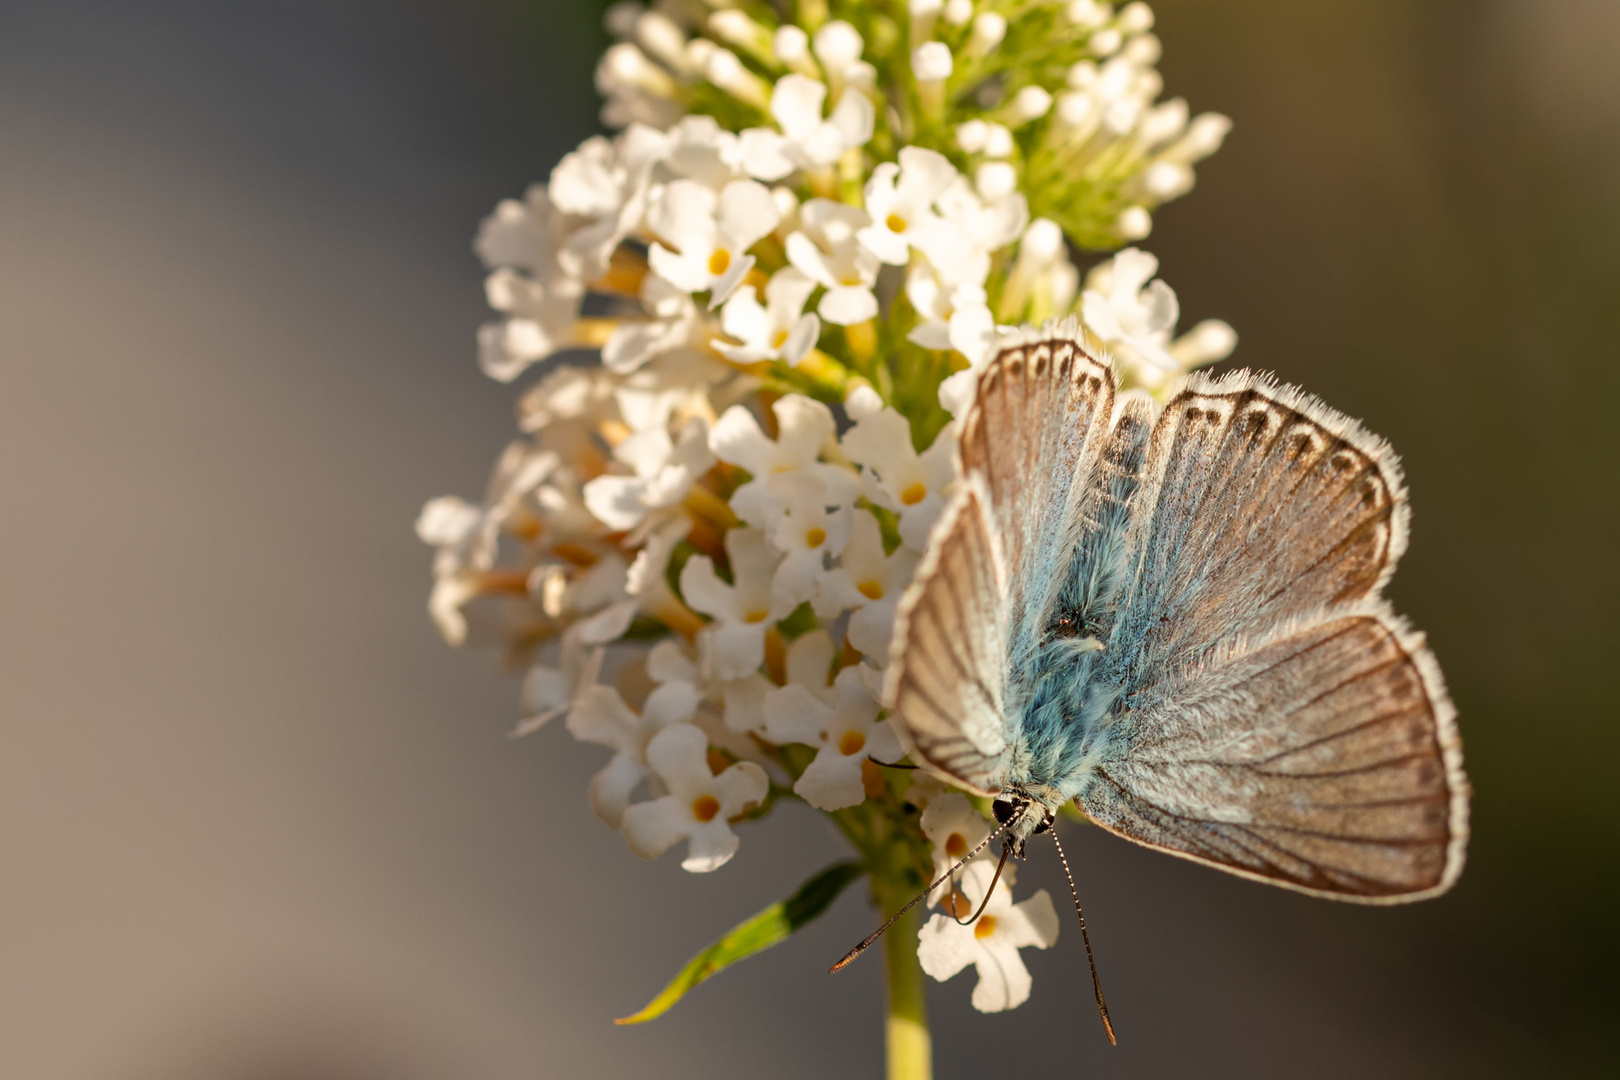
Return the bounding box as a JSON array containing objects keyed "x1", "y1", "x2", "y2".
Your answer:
[{"x1": 991, "y1": 798, "x2": 1017, "y2": 826}]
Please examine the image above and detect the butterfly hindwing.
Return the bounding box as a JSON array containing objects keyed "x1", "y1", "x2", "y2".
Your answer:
[{"x1": 1079, "y1": 602, "x2": 1467, "y2": 901}]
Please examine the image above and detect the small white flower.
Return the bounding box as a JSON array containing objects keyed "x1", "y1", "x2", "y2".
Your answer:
[
  {"x1": 752, "y1": 470, "x2": 853, "y2": 616},
  {"x1": 681, "y1": 527, "x2": 782, "y2": 679},
  {"x1": 715, "y1": 267, "x2": 821, "y2": 366},
  {"x1": 858, "y1": 147, "x2": 970, "y2": 268},
  {"x1": 1080, "y1": 247, "x2": 1179, "y2": 371},
  {"x1": 548, "y1": 128, "x2": 667, "y2": 278},
  {"x1": 621, "y1": 723, "x2": 768, "y2": 871},
  {"x1": 583, "y1": 416, "x2": 715, "y2": 531},
  {"x1": 785, "y1": 199, "x2": 881, "y2": 325},
  {"x1": 566, "y1": 670, "x2": 700, "y2": 827},
  {"x1": 905, "y1": 261, "x2": 997, "y2": 370},
  {"x1": 764, "y1": 665, "x2": 900, "y2": 811},
  {"x1": 815, "y1": 509, "x2": 920, "y2": 660},
  {"x1": 768, "y1": 74, "x2": 875, "y2": 172},
  {"x1": 919, "y1": 793, "x2": 993, "y2": 903},
  {"x1": 840, "y1": 408, "x2": 957, "y2": 551},
  {"x1": 514, "y1": 625, "x2": 605, "y2": 736},
  {"x1": 917, "y1": 860, "x2": 1061, "y2": 1012},
  {"x1": 647, "y1": 178, "x2": 781, "y2": 307},
  {"x1": 709, "y1": 394, "x2": 857, "y2": 522},
  {"x1": 417, "y1": 442, "x2": 558, "y2": 645}
]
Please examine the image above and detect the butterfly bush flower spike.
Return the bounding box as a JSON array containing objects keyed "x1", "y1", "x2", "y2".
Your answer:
[{"x1": 414, "y1": 0, "x2": 1277, "y2": 1061}]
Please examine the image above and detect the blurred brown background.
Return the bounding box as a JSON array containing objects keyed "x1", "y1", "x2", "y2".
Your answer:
[{"x1": 1, "y1": 2, "x2": 1615, "y2": 1077}]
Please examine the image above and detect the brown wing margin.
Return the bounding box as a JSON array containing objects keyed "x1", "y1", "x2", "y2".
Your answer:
[
  {"x1": 885, "y1": 478, "x2": 1013, "y2": 795},
  {"x1": 1078, "y1": 603, "x2": 1469, "y2": 902}
]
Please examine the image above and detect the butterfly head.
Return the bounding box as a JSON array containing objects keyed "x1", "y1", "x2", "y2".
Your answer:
[{"x1": 991, "y1": 791, "x2": 1056, "y2": 857}]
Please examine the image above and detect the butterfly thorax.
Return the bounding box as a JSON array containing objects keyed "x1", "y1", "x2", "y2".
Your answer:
[{"x1": 1001, "y1": 629, "x2": 1125, "y2": 825}]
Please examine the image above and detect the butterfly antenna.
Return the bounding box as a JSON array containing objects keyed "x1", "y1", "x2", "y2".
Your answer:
[
  {"x1": 950, "y1": 842, "x2": 1011, "y2": 926},
  {"x1": 866, "y1": 756, "x2": 919, "y2": 770},
  {"x1": 829, "y1": 817, "x2": 1013, "y2": 974},
  {"x1": 1050, "y1": 827, "x2": 1117, "y2": 1046}
]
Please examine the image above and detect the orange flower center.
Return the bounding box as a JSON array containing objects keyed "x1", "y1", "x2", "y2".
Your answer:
[
  {"x1": 944, "y1": 832, "x2": 968, "y2": 858},
  {"x1": 857, "y1": 579, "x2": 884, "y2": 601},
  {"x1": 691, "y1": 795, "x2": 721, "y2": 823},
  {"x1": 900, "y1": 482, "x2": 927, "y2": 506},
  {"x1": 708, "y1": 249, "x2": 731, "y2": 276},
  {"x1": 744, "y1": 609, "x2": 769, "y2": 624},
  {"x1": 973, "y1": 914, "x2": 998, "y2": 939},
  {"x1": 805, "y1": 527, "x2": 827, "y2": 548},
  {"x1": 885, "y1": 213, "x2": 907, "y2": 233},
  {"x1": 771, "y1": 328, "x2": 789, "y2": 348},
  {"x1": 838, "y1": 730, "x2": 867, "y2": 756}
]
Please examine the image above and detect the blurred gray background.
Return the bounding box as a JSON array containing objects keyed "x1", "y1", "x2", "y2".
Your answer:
[{"x1": 1, "y1": 2, "x2": 1615, "y2": 1077}]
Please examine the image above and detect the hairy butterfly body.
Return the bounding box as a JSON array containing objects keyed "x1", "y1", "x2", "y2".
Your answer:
[{"x1": 886, "y1": 319, "x2": 1469, "y2": 901}]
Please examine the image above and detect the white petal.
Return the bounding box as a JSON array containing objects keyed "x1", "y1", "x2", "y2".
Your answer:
[
  {"x1": 589, "y1": 753, "x2": 647, "y2": 828},
  {"x1": 583, "y1": 474, "x2": 649, "y2": 531},
  {"x1": 712, "y1": 759, "x2": 769, "y2": 815},
  {"x1": 708, "y1": 252, "x2": 756, "y2": 308},
  {"x1": 917, "y1": 915, "x2": 977, "y2": 981},
  {"x1": 677, "y1": 554, "x2": 737, "y2": 619},
  {"x1": 738, "y1": 127, "x2": 796, "y2": 181},
  {"x1": 785, "y1": 230, "x2": 839, "y2": 287},
  {"x1": 575, "y1": 598, "x2": 638, "y2": 644},
  {"x1": 708, "y1": 620, "x2": 768, "y2": 680},
  {"x1": 848, "y1": 600, "x2": 898, "y2": 658},
  {"x1": 647, "y1": 242, "x2": 711, "y2": 294},
  {"x1": 716, "y1": 180, "x2": 782, "y2": 252},
  {"x1": 763, "y1": 682, "x2": 835, "y2": 745},
  {"x1": 897, "y1": 146, "x2": 959, "y2": 202},
  {"x1": 681, "y1": 820, "x2": 741, "y2": 872},
  {"x1": 818, "y1": 285, "x2": 878, "y2": 325},
  {"x1": 828, "y1": 89, "x2": 875, "y2": 148},
  {"x1": 969, "y1": 939, "x2": 1033, "y2": 1012},
  {"x1": 906, "y1": 320, "x2": 953, "y2": 351},
  {"x1": 855, "y1": 223, "x2": 910, "y2": 265},
  {"x1": 770, "y1": 73, "x2": 829, "y2": 138},
  {"x1": 783, "y1": 312, "x2": 821, "y2": 366},
  {"x1": 707, "y1": 404, "x2": 775, "y2": 473},
  {"x1": 621, "y1": 795, "x2": 689, "y2": 860},
  {"x1": 844, "y1": 383, "x2": 884, "y2": 421},
  {"x1": 720, "y1": 285, "x2": 772, "y2": 346},
  {"x1": 793, "y1": 745, "x2": 868, "y2": 810},
  {"x1": 765, "y1": 266, "x2": 818, "y2": 320}
]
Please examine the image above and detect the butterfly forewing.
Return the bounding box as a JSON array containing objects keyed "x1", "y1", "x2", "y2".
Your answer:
[
  {"x1": 957, "y1": 326, "x2": 1115, "y2": 660},
  {"x1": 885, "y1": 479, "x2": 1012, "y2": 794},
  {"x1": 1110, "y1": 370, "x2": 1409, "y2": 693},
  {"x1": 1081, "y1": 603, "x2": 1467, "y2": 900}
]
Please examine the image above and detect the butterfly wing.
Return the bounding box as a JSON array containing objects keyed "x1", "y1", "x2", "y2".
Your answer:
[
  {"x1": 887, "y1": 322, "x2": 1115, "y2": 792},
  {"x1": 885, "y1": 479, "x2": 1011, "y2": 795},
  {"x1": 1084, "y1": 370, "x2": 1468, "y2": 901},
  {"x1": 1081, "y1": 602, "x2": 1467, "y2": 900}
]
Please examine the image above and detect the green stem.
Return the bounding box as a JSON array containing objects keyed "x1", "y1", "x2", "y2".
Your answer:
[{"x1": 877, "y1": 877, "x2": 932, "y2": 1080}]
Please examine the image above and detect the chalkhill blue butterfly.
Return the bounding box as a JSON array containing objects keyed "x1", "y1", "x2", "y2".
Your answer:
[{"x1": 833, "y1": 320, "x2": 1469, "y2": 1043}]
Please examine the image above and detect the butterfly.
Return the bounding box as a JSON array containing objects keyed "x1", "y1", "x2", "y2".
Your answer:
[{"x1": 886, "y1": 319, "x2": 1469, "y2": 901}]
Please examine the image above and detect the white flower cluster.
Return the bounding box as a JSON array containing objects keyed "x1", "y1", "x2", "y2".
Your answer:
[{"x1": 419, "y1": 0, "x2": 1239, "y2": 1015}]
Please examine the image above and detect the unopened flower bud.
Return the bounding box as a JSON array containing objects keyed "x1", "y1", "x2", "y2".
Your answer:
[
  {"x1": 1171, "y1": 319, "x2": 1238, "y2": 366},
  {"x1": 975, "y1": 161, "x2": 1019, "y2": 199},
  {"x1": 1116, "y1": 205, "x2": 1153, "y2": 240},
  {"x1": 1116, "y1": 1, "x2": 1155, "y2": 34},
  {"x1": 1139, "y1": 98, "x2": 1189, "y2": 146},
  {"x1": 1162, "y1": 112, "x2": 1232, "y2": 163},
  {"x1": 1006, "y1": 85, "x2": 1053, "y2": 125},
  {"x1": 1088, "y1": 27, "x2": 1122, "y2": 57},
  {"x1": 983, "y1": 122, "x2": 1015, "y2": 158},
  {"x1": 956, "y1": 119, "x2": 990, "y2": 153},
  {"x1": 1067, "y1": 61, "x2": 1099, "y2": 90},
  {"x1": 910, "y1": 0, "x2": 943, "y2": 43},
  {"x1": 600, "y1": 43, "x2": 678, "y2": 98},
  {"x1": 704, "y1": 47, "x2": 770, "y2": 110},
  {"x1": 635, "y1": 12, "x2": 691, "y2": 73},
  {"x1": 813, "y1": 20, "x2": 865, "y2": 71},
  {"x1": 912, "y1": 41, "x2": 955, "y2": 81},
  {"x1": 1063, "y1": 0, "x2": 1109, "y2": 29},
  {"x1": 968, "y1": 12, "x2": 1007, "y2": 54},
  {"x1": 1121, "y1": 32, "x2": 1162, "y2": 67},
  {"x1": 1141, "y1": 160, "x2": 1193, "y2": 200},
  {"x1": 943, "y1": 0, "x2": 975, "y2": 26},
  {"x1": 604, "y1": 1, "x2": 641, "y2": 38}
]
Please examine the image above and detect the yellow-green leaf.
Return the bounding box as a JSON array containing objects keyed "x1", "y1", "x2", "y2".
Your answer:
[{"x1": 614, "y1": 861, "x2": 865, "y2": 1025}]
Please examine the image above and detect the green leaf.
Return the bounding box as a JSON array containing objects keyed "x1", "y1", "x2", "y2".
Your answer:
[{"x1": 614, "y1": 861, "x2": 866, "y2": 1025}]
